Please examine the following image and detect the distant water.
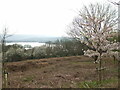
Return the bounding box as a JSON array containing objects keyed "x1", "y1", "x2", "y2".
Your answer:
[{"x1": 6, "y1": 42, "x2": 45, "y2": 47}]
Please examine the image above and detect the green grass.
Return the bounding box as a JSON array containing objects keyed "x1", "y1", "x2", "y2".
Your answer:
[
  {"x1": 76, "y1": 77, "x2": 118, "y2": 88},
  {"x1": 22, "y1": 75, "x2": 35, "y2": 82}
]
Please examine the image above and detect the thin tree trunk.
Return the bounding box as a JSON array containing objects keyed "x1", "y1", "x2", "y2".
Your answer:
[
  {"x1": 99, "y1": 54, "x2": 102, "y2": 85},
  {"x1": 2, "y1": 40, "x2": 7, "y2": 88},
  {"x1": 118, "y1": 57, "x2": 120, "y2": 89},
  {"x1": 2, "y1": 42, "x2": 5, "y2": 88}
]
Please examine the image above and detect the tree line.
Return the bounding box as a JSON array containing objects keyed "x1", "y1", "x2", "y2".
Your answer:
[{"x1": 1, "y1": 38, "x2": 88, "y2": 62}]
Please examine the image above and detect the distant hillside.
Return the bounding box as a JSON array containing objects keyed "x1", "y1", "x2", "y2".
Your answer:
[{"x1": 6, "y1": 34, "x2": 62, "y2": 42}]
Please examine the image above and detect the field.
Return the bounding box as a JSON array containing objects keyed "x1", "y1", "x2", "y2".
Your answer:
[{"x1": 5, "y1": 55, "x2": 118, "y2": 88}]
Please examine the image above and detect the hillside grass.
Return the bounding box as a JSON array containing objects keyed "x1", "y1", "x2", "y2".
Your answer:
[{"x1": 4, "y1": 55, "x2": 118, "y2": 88}]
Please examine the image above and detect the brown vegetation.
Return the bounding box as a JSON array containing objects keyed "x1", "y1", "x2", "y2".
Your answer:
[{"x1": 5, "y1": 56, "x2": 118, "y2": 88}]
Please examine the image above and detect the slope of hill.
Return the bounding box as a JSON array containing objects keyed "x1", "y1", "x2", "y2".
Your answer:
[{"x1": 5, "y1": 56, "x2": 118, "y2": 88}]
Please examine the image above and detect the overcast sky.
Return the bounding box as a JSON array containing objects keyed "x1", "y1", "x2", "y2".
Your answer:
[{"x1": 0, "y1": 0, "x2": 118, "y2": 37}]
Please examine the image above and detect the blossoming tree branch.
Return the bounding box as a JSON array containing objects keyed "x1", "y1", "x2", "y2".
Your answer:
[{"x1": 68, "y1": 3, "x2": 119, "y2": 69}]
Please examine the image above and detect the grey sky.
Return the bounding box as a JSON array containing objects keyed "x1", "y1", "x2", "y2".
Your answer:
[{"x1": 0, "y1": 0, "x2": 117, "y2": 37}]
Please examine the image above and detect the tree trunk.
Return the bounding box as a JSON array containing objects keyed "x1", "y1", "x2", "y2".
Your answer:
[
  {"x1": 2, "y1": 42, "x2": 5, "y2": 88},
  {"x1": 99, "y1": 53, "x2": 102, "y2": 85},
  {"x1": 118, "y1": 60, "x2": 120, "y2": 89},
  {"x1": 2, "y1": 40, "x2": 7, "y2": 88}
]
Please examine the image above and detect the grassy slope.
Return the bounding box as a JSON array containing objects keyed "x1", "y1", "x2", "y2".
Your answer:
[{"x1": 5, "y1": 56, "x2": 118, "y2": 88}]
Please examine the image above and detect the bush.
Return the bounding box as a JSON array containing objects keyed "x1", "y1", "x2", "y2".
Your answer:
[
  {"x1": 5, "y1": 47, "x2": 25, "y2": 62},
  {"x1": 33, "y1": 46, "x2": 46, "y2": 59}
]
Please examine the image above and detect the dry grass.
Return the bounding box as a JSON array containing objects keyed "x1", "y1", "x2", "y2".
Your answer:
[{"x1": 4, "y1": 55, "x2": 118, "y2": 88}]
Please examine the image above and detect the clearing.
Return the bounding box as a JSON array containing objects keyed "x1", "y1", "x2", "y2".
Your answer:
[{"x1": 5, "y1": 55, "x2": 118, "y2": 88}]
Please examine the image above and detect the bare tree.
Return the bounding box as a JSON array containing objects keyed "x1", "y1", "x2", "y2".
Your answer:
[
  {"x1": 0, "y1": 27, "x2": 12, "y2": 88},
  {"x1": 67, "y1": 3, "x2": 119, "y2": 82},
  {"x1": 1, "y1": 28, "x2": 12, "y2": 63},
  {"x1": 108, "y1": 0, "x2": 120, "y2": 5}
]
